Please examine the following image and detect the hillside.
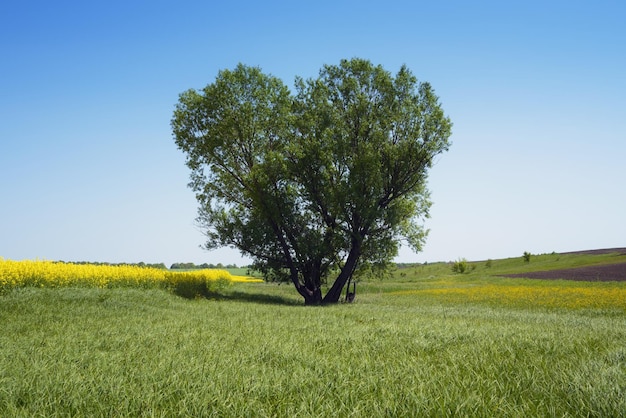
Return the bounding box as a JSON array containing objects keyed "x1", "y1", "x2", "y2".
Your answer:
[{"x1": 394, "y1": 248, "x2": 626, "y2": 282}]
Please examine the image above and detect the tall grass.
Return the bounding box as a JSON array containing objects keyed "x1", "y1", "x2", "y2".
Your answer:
[{"x1": 1, "y1": 283, "x2": 624, "y2": 416}]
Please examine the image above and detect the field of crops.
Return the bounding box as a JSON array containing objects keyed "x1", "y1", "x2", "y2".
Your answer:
[
  {"x1": 0, "y1": 258, "x2": 261, "y2": 297},
  {"x1": 1, "y1": 252, "x2": 625, "y2": 416}
]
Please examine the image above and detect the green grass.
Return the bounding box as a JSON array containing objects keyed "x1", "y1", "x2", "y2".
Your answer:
[
  {"x1": 1, "y1": 252, "x2": 625, "y2": 416},
  {"x1": 393, "y1": 249, "x2": 626, "y2": 280},
  {"x1": 225, "y1": 267, "x2": 263, "y2": 277}
]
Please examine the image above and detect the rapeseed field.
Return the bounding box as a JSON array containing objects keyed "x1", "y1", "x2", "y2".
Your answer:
[{"x1": 0, "y1": 258, "x2": 261, "y2": 296}]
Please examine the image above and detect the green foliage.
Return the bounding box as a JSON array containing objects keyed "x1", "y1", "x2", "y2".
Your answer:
[
  {"x1": 451, "y1": 258, "x2": 467, "y2": 273},
  {"x1": 172, "y1": 58, "x2": 452, "y2": 304},
  {"x1": 60, "y1": 260, "x2": 168, "y2": 269},
  {"x1": 523, "y1": 251, "x2": 532, "y2": 263},
  {"x1": 451, "y1": 258, "x2": 475, "y2": 274},
  {"x1": 170, "y1": 262, "x2": 238, "y2": 270}
]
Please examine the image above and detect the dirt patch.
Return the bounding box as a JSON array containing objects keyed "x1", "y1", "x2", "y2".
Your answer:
[
  {"x1": 501, "y1": 262, "x2": 626, "y2": 282},
  {"x1": 559, "y1": 248, "x2": 626, "y2": 256}
]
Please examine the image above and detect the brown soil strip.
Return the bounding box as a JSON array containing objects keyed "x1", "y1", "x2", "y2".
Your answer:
[
  {"x1": 501, "y1": 262, "x2": 626, "y2": 282},
  {"x1": 559, "y1": 248, "x2": 626, "y2": 256}
]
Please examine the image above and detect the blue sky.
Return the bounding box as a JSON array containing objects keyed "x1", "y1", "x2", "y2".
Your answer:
[{"x1": 1, "y1": 1, "x2": 624, "y2": 266}]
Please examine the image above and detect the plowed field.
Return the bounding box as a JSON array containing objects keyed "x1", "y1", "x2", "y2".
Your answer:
[{"x1": 502, "y1": 261, "x2": 626, "y2": 282}]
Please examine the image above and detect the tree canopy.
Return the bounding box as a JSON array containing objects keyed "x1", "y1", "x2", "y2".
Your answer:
[{"x1": 172, "y1": 58, "x2": 452, "y2": 304}]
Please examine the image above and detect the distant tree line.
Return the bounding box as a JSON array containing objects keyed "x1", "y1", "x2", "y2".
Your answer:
[
  {"x1": 53, "y1": 260, "x2": 242, "y2": 270},
  {"x1": 56, "y1": 261, "x2": 168, "y2": 269},
  {"x1": 169, "y1": 262, "x2": 239, "y2": 270}
]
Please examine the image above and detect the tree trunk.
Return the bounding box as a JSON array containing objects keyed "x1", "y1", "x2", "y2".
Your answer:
[
  {"x1": 303, "y1": 287, "x2": 323, "y2": 305},
  {"x1": 322, "y1": 243, "x2": 361, "y2": 304},
  {"x1": 292, "y1": 278, "x2": 323, "y2": 305}
]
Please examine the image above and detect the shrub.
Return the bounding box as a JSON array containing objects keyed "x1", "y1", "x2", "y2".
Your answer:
[
  {"x1": 452, "y1": 258, "x2": 473, "y2": 274},
  {"x1": 523, "y1": 251, "x2": 532, "y2": 263}
]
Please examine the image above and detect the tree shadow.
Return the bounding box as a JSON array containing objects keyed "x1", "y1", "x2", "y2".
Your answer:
[{"x1": 207, "y1": 290, "x2": 303, "y2": 306}]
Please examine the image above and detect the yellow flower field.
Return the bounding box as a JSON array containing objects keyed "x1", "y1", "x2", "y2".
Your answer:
[
  {"x1": 391, "y1": 281, "x2": 626, "y2": 310},
  {"x1": 0, "y1": 258, "x2": 261, "y2": 295}
]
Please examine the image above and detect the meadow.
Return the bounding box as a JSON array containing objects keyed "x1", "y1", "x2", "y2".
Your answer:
[{"x1": 1, "y1": 252, "x2": 625, "y2": 416}]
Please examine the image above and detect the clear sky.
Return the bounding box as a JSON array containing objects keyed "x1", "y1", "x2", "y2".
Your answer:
[{"x1": 1, "y1": 1, "x2": 624, "y2": 267}]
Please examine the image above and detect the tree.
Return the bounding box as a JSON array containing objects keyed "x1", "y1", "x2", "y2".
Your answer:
[{"x1": 172, "y1": 59, "x2": 452, "y2": 305}]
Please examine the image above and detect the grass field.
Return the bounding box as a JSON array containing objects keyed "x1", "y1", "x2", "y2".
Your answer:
[{"x1": 1, "y1": 251, "x2": 625, "y2": 416}]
